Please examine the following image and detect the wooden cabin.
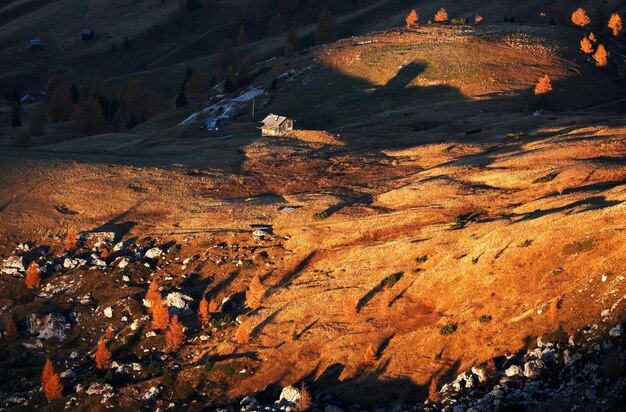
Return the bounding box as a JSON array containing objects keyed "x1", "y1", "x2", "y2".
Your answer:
[
  {"x1": 261, "y1": 114, "x2": 294, "y2": 136},
  {"x1": 81, "y1": 29, "x2": 95, "y2": 41},
  {"x1": 26, "y1": 39, "x2": 42, "y2": 51}
]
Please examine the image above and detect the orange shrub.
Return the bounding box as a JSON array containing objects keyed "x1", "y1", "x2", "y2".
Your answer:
[
  {"x1": 474, "y1": 15, "x2": 483, "y2": 24},
  {"x1": 406, "y1": 9, "x2": 418, "y2": 28},
  {"x1": 100, "y1": 248, "x2": 110, "y2": 259},
  {"x1": 208, "y1": 297, "x2": 220, "y2": 313},
  {"x1": 428, "y1": 379, "x2": 441, "y2": 403},
  {"x1": 594, "y1": 44, "x2": 608, "y2": 67},
  {"x1": 571, "y1": 8, "x2": 590, "y2": 27},
  {"x1": 41, "y1": 359, "x2": 62, "y2": 401},
  {"x1": 246, "y1": 276, "x2": 265, "y2": 310},
  {"x1": 434, "y1": 8, "x2": 448, "y2": 23},
  {"x1": 198, "y1": 297, "x2": 210, "y2": 326},
  {"x1": 534, "y1": 75, "x2": 553, "y2": 95},
  {"x1": 95, "y1": 339, "x2": 112, "y2": 369},
  {"x1": 165, "y1": 314, "x2": 186, "y2": 352},
  {"x1": 105, "y1": 326, "x2": 114, "y2": 340},
  {"x1": 364, "y1": 344, "x2": 378, "y2": 364},
  {"x1": 145, "y1": 280, "x2": 161, "y2": 308},
  {"x1": 580, "y1": 36, "x2": 594, "y2": 54},
  {"x1": 151, "y1": 297, "x2": 170, "y2": 331},
  {"x1": 235, "y1": 322, "x2": 251, "y2": 344},
  {"x1": 25, "y1": 261, "x2": 41, "y2": 289},
  {"x1": 5, "y1": 317, "x2": 18, "y2": 341},
  {"x1": 296, "y1": 384, "x2": 312, "y2": 411},
  {"x1": 608, "y1": 13, "x2": 623, "y2": 37},
  {"x1": 64, "y1": 227, "x2": 77, "y2": 250}
]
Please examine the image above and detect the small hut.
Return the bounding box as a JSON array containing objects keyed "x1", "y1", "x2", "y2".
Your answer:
[
  {"x1": 26, "y1": 39, "x2": 42, "y2": 51},
  {"x1": 81, "y1": 29, "x2": 95, "y2": 41},
  {"x1": 206, "y1": 117, "x2": 224, "y2": 131},
  {"x1": 260, "y1": 114, "x2": 294, "y2": 136}
]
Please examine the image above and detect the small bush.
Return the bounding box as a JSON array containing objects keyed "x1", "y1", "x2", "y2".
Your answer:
[
  {"x1": 415, "y1": 255, "x2": 428, "y2": 263},
  {"x1": 312, "y1": 211, "x2": 328, "y2": 220},
  {"x1": 479, "y1": 315, "x2": 492, "y2": 323},
  {"x1": 450, "y1": 216, "x2": 469, "y2": 230},
  {"x1": 507, "y1": 131, "x2": 525, "y2": 138},
  {"x1": 440, "y1": 323, "x2": 457, "y2": 335},
  {"x1": 381, "y1": 273, "x2": 399, "y2": 288},
  {"x1": 532, "y1": 172, "x2": 558, "y2": 184}
]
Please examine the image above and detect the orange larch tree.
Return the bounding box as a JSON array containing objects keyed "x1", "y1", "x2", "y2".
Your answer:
[
  {"x1": 594, "y1": 44, "x2": 609, "y2": 67},
  {"x1": 95, "y1": 339, "x2": 112, "y2": 369},
  {"x1": 151, "y1": 297, "x2": 170, "y2": 330},
  {"x1": 25, "y1": 261, "x2": 41, "y2": 289},
  {"x1": 41, "y1": 359, "x2": 63, "y2": 401},
  {"x1": 198, "y1": 297, "x2": 210, "y2": 326},
  {"x1": 235, "y1": 322, "x2": 251, "y2": 344},
  {"x1": 434, "y1": 8, "x2": 448, "y2": 23},
  {"x1": 474, "y1": 15, "x2": 484, "y2": 24},
  {"x1": 580, "y1": 36, "x2": 594, "y2": 54},
  {"x1": 165, "y1": 314, "x2": 186, "y2": 352},
  {"x1": 4, "y1": 317, "x2": 18, "y2": 341},
  {"x1": 64, "y1": 227, "x2": 77, "y2": 250},
  {"x1": 608, "y1": 13, "x2": 623, "y2": 37},
  {"x1": 406, "y1": 9, "x2": 419, "y2": 28},
  {"x1": 534, "y1": 75, "x2": 553, "y2": 95},
  {"x1": 145, "y1": 280, "x2": 161, "y2": 309},
  {"x1": 246, "y1": 276, "x2": 265, "y2": 310},
  {"x1": 571, "y1": 8, "x2": 591, "y2": 27},
  {"x1": 589, "y1": 32, "x2": 597, "y2": 42},
  {"x1": 364, "y1": 344, "x2": 378, "y2": 364},
  {"x1": 208, "y1": 297, "x2": 220, "y2": 313}
]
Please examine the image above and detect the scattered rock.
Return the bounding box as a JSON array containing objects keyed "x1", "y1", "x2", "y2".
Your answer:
[
  {"x1": 103, "y1": 307, "x2": 114, "y2": 318},
  {"x1": 164, "y1": 292, "x2": 193, "y2": 314},
  {"x1": 523, "y1": 360, "x2": 545, "y2": 379},
  {"x1": 144, "y1": 248, "x2": 163, "y2": 259},
  {"x1": 609, "y1": 324, "x2": 623, "y2": 337},
  {"x1": 27, "y1": 313, "x2": 68, "y2": 341},
  {"x1": 505, "y1": 365, "x2": 522, "y2": 377}
]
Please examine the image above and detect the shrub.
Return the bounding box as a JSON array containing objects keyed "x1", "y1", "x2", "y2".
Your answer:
[
  {"x1": 64, "y1": 227, "x2": 77, "y2": 250},
  {"x1": 95, "y1": 340, "x2": 112, "y2": 369},
  {"x1": 198, "y1": 297, "x2": 210, "y2": 326},
  {"x1": 4, "y1": 317, "x2": 18, "y2": 341},
  {"x1": 450, "y1": 216, "x2": 469, "y2": 230},
  {"x1": 246, "y1": 276, "x2": 265, "y2": 310},
  {"x1": 71, "y1": 99, "x2": 105, "y2": 136},
  {"x1": 364, "y1": 344, "x2": 378, "y2": 364},
  {"x1": 532, "y1": 172, "x2": 558, "y2": 184},
  {"x1": 165, "y1": 315, "x2": 186, "y2": 352},
  {"x1": 534, "y1": 75, "x2": 553, "y2": 95},
  {"x1": 145, "y1": 280, "x2": 161, "y2": 308},
  {"x1": 571, "y1": 8, "x2": 591, "y2": 27},
  {"x1": 312, "y1": 211, "x2": 328, "y2": 220},
  {"x1": 434, "y1": 8, "x2": 448, "y2": 23},
  {"x1": 235, "y1": 322, "x2": 250, "y2": 344},
  {"x1": 415, "y1": 255, "x2": 428, "y2": 263},
  {"x1": 25, "y1": 261, "x2": 41, "y2": 289},
  {"x1": 608, "y1": 13, "x2": 623, "y2": 37},
  {"x1": 580, "y1": 36, "x2": 594, "y2": 54},
  {"x1": 381, "y1": 273, "x2": 399, "y2": 288},
  {"x1": 474, "y1": 15, "x2": 483, "y2": 24},
  {"x1": 295, "y1": 383, "x2": 312, "y2": 411},
  {"x1": 315, "y1": 9, "x2": 337, "y2": 45},
  {"x1": 440, "y1": 323, "x2": 457, "y2": 335},
  {"x1": 479, "y1": 315, "x2": 492, "y2": 323},
  {"x1": 151, "y1": 297, "x2": 170, "y2": 331},
  {"x1": 594, "y1": 44, "x2": 608, "y2": 67},
  {"x1": 41, "y1": 359, "x2": 63, "y2": 401},
  {"x1": 406, "y1": 9, "x2": 419, "y2": 28}
]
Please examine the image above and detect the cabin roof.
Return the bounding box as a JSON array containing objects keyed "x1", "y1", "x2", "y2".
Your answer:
[{"x1": 261, "y1": 114, "x2": 291, "y2": 128}]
